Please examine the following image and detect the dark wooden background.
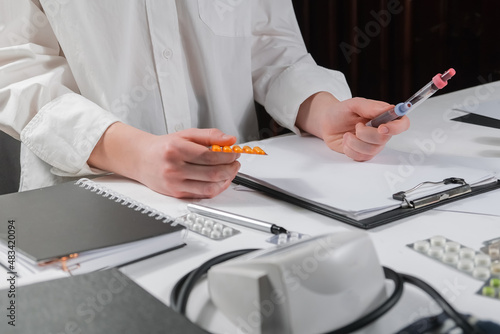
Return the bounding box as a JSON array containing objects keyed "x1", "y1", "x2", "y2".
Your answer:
[{"x1": 291, "y1": 0, "x2": 500, "y2": 104}]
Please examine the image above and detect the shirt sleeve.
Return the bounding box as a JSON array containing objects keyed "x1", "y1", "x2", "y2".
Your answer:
[
  {"x1": 251, "y1": 0, "x2": 352, "y2": 135},
  {"x1": 0, "y1": 0, "x2": 119, "y2": 177}
]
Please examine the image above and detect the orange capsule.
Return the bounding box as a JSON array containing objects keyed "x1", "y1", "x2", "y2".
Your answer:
[
  {"x1": 253, "y1": 146, "x2": 266, "y2": 155},
  {"x1": 211, "y1": 145, "x2": 222, "y2": 152},
  {"x1": 232, "y1": 145, "x2": 243, "y2": 153},
  {"x1": 223, "y1": 146, "x2": 233, "y2": 153},
  {"x1": 243, "y1": 146, "x2": 254, "y2": 154}
]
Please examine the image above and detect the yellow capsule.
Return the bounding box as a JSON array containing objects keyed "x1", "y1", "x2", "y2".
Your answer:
[
  {"x1": 232, "y1": 145, "x2": 243, "y2": 153},
  {"x1": 211, "y1": 145, "x2": 222, "y2": 152},
  {"x1": 243, "y1": 146, "x2": 254, "y2": 154},
  {"x1": 253, "y1": 146, "x2": 266, "y2": 155},
  {"x1": 223, "y1": 146, "x2": 233, "y2": 153}
]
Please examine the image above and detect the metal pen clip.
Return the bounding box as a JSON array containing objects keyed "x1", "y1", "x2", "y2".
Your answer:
[{"x1": 393, "y1": 177, "x2": 471, "y2": 209}]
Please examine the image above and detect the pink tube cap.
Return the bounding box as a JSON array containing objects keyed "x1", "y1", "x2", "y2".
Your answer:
[{"x1": 432, "y1": 68, "x2": 456, "y2": 89}]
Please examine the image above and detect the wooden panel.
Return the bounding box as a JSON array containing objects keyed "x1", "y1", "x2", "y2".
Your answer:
[{"x1": 291, "y1": 0, "x2": 500, "y2": 104}]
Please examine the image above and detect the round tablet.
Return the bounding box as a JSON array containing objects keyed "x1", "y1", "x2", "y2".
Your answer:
[
  {"x1": 186, "y1": 213, "x2": 197, "y2": 222},
  {"x1": 457, "y1": 259, "x2": 474, "y2": 272},
  {"x1": 442, "y1": 252, "x2": 459, "y2": 265},
  {"x1": 213, "y1": 223, "x2": 224, "y2": 232},
  {"x1": 459, "y1": 248, "x2": 475, "y2": 260},
  {"x1": 474, "y1": 254, "x2": 491, "y2": 267},
  {"x1": 210, "y1": 230, "x2": 222, "y2": 239},
  {"x1": 482, "y1": 286, "x2": 496, "y2": 297},
  {"x1": 427, "y1": 246, "x2": 444, "y2": 259},
  {"x1": 192, "y1": 222, "x2": 202, "y2": 233},
  {"x1": 413, "y1": 240, "x2": 430, "y2": 252},
  {"x1": 444, "y1": 241, "x2": 461, "y2": 253},
  {"x1": 204, "y1": 219, "x2": 214, "y2": 229},
  {"x1": 222, "y1": 227, "x2": 233, "y2": 237},
  {"x1": 473, "y1": 267, "x2": 490, "y2": 280},
  {"x1": 430, "y1": 236, "x2": 447, "y2": 247}
]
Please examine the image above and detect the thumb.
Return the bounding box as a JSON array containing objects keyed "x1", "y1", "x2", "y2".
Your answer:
[
  {"x1": 180, "y1": 128, "x2": 237, "y2": 146},
  {"x1": 347, "y1": 97, "x2": 394, "y2": 119}
]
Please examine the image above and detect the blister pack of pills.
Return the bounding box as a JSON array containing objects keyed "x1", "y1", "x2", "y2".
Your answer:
[
  {"x1": 177, "y1": 213, "x2": 240, "y2": 240},
  {"x1": 209, "y1": 145, "x2": 267, "y2": 155},
  {"x1": 408, "y1": 235, "x2": 494, "y2": 281},
  {"x1": 267, "y1": 231, "x2": 310, "y2": 245}
]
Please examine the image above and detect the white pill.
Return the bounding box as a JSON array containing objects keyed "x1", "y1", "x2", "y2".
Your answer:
[
  {"x1": 445, "y1": 241, "x2": 461, "y2": 253},
  {"x1": 413, "y1": 240, "x2": 430, "y2": 252},
  {"x1": 459, "y1": 248, "x2": 475, "y2": 259},
  {"x1": 222, "y1": 227, "x2": 233, "y2": 237},
  {"x1": 192, "y1": 222, "x2": 202, "y2": 233},
  {"x1": 430, "y1": 236, "x2": 447, "y2": 247},
  {"x1": 210, "y1": 230, "x2": 222, "y2": 239},
  {"x1": 427, "y1": 246, "x2": 444, "y2": 259},
  {"x1": 442, "y1": 252, "x2": 459, "y2": 265},
  {"x1": 201, "y1": 227, "x2": 212, "y2": 236},
  {"x1": 213, "y1": 223, "x2": 224, "y2": 232},
  {"x1": 474, "y1": 254, "x2": 491, "y2": 267},
  {"x1": 204, "y1": 219, "x2": 214, "y2": 228},
  {"x1": 457, "y1": 259, "x2": 474, "y2": 272},
  {"x1": 290, "y1": 231, "x2": 300, "y2": 239},
  {"x1": 472, "y1": 267, "x2": 491, "y2": 280},
  {"x1": 186, "y1": 213, "x2": 198, "y2": 222},
  {"x1": 195, "y1": 216, "x2": 205, "y2": 225}
]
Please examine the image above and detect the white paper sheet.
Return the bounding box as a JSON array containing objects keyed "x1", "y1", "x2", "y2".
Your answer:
[{"x1": 236, "y1": 135, "x2": 498, "y2": 220}]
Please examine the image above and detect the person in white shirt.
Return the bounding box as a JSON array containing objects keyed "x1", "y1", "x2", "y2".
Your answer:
[{"x1": 0, "y1": 0, "x2": 409, "y2": 198}]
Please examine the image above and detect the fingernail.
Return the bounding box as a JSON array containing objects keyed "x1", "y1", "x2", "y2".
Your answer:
[
  {"x1": 379, "y1": 126, "x2": 389, "y2": 134},
  {"x1": 222, "y1": 134, "x2": 234, "y2": 140}
]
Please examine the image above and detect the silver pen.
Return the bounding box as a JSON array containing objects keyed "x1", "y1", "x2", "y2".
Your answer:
[{"x1": 187, "y1": 203, "x2": 288, "y2": 235}]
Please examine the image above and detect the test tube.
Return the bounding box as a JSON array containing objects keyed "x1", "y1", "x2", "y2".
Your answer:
[
  {"x1": 367, "y1": 68, "x2": 456, "y2": 127},
  {"x1": 405, "y1": 68, "x2": 456, "y2": 110}
]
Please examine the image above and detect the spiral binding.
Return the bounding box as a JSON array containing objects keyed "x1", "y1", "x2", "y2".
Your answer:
[{"x1": 75, "y1": 178, "x2": 175, "y2": 225}]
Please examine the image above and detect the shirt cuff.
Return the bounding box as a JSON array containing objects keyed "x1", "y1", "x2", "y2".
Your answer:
[
  {"x1": 20, "y1": 93, "x2": 120, "y2": 177},
  {"x1": 264, "y1": 62, "x2": 352, "y2": 135}
]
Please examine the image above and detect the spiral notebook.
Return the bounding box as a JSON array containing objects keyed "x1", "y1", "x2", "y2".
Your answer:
[{"x1": 0, "y1": 179, "x2": 185, "y2": 276}]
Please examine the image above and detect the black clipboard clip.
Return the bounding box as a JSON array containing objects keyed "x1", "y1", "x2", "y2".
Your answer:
[{"x1": 393, "y1": 177, "x2": 472, "y2": 209}]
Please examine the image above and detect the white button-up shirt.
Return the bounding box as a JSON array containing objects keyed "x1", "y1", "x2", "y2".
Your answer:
[{"x1": 0, "y1": 0, "x2": 351, "y2": 191}]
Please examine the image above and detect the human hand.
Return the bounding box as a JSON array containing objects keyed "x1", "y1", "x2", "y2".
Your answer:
[
  {"x1": 296, "y1": 92, "x2": 410, "y2": 161},
  {"x1": 89, "y1": 123, "x2": 240, "y2": 198}
]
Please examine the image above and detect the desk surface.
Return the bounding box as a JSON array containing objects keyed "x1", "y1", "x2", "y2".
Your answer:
[{"x1": 1, "y1": 81, "x2": 499, "y2": 333}]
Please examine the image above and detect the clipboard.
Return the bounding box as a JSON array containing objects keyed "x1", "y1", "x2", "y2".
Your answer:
[
  {"x1": 232, "y1": 135, "x2": 500, "y2": 229},
  {"x1": 233, "y1": 175, "x2": 500, "y2": 229}
]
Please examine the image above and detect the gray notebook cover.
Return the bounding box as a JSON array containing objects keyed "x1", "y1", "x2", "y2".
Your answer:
[
  {"x1": 0, "y1": 268, "x2": 206, "y2": 334},
  {"x1": 0, "y1": 180, "x2": 184, "y2": 262}
]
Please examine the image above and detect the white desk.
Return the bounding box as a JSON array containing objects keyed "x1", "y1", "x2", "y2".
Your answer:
[{"x1": 1, "y1": 81, "x2": 499, "y2": 333}]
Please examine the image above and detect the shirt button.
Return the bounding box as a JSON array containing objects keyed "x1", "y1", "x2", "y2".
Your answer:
[
  {"x1": 175, "y1": 123, "x2": 184, "y2": 131},
  {"x1": 162, "y1": 48, "x2": 173, "y2": 60}
]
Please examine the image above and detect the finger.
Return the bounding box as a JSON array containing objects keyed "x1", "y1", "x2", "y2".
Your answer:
[
  {"x1": 172, "y1": 179, "x2": 233, "y2": 199},
  {"x1": 181, "y1": 160, "x2": 241, "y2": 183},
  {"x1": 355, "y1": 122, "x2": 392, "y2": 146},
  {"x1": 345, "y1": 97, "x2": 394, "y2": 119},
  {"x1": 179, "y1": 128, "x2": 237, "y2": 147},
  {"x1": 342, "y1": 132, "x2": 384, "y2": 161},
  {"x1": 377, "y1": 116, "x2": 410, "y2": 135},
  {"x1": 163, "y1": 135, "x2": 240, "y2": 166}
]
